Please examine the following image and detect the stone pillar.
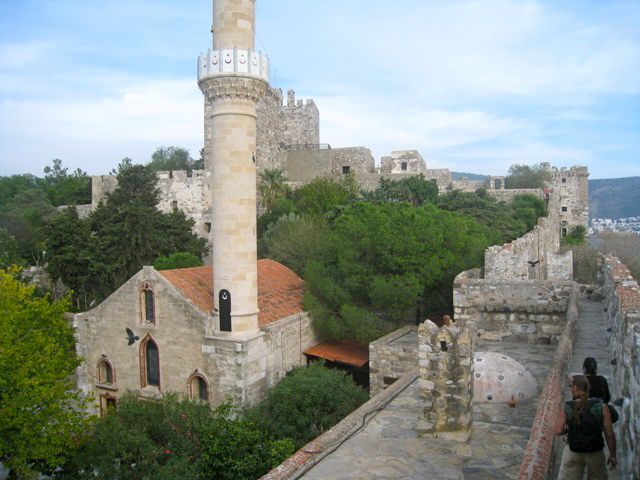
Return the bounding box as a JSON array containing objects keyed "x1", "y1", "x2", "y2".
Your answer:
[
  {"x1": 417, "y1": 320, "x2": 473, "y2": 442},
  {"x1": 198, "y1": 0, "x2": 269, "y2": 334}
]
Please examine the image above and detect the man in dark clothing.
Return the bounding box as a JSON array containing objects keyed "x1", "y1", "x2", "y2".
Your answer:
[{"x1": 583, "y1": 356, "x2": 618, "y2": 423}]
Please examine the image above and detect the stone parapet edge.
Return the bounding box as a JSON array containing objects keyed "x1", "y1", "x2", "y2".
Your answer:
[
  {"x1": 517, "y1": 284, "x2": 578, "y2": 480},
  {"x1": 259, "y1": 368, "x2": 419, "y2": 480}
]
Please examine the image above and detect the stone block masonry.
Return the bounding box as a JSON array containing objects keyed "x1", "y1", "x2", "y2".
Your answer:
[
  {"x1": 599, "y1": 254, "x2": 640, "y2": 479},
  {"x1": 417, "y1": 320, "x2": 473, "y2": 441},
  {"x1": 369, "y1": 325, "x2": 418, "y2": 396},
  {"x1": 454, "y1": 270, "x2": 573, "y2": 344}
]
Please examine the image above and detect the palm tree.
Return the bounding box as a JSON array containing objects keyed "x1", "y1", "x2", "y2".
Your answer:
[{"x1": 258, "y1": 168, "x2": 290, "y2": 212}]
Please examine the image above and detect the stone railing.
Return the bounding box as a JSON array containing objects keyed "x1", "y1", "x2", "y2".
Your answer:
[
  {"x1": 517, "y1": 285, "x2": 578, "y2": 480},
  {"x1": 599, "y1": 254, "x2": 640, "y2": 478},
  {"x1": 197, "y1": 48, "x2": 269, "y2": 83}
]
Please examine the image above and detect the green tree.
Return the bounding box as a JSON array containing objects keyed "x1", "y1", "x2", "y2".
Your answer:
[
  {"x1": 0, "y1": 174, "x2": 42, "y2": 207},
  {"x1": 0, "y1": 268, "x2": 88, "y2": 478},
  {"x1": 0, "y1": 228, "x2": 24, "y2": 268},
  {"x1": 437, "y1": 189, "x2": 528, "y2": 244},
  {"x1": 510, "y1": 193, "x2": 547, "y2": 231},
  {"x1": 292, "y1": 177, "x2": 355, "y2": 216},
  {"x1": 365, "y1": 174, "x2": 439, "y2": 206},
  {"x1": 245, "y1": 362, "x2": 368, "y2": 449},
  {"x1": 45, "y1": 164, "x2": 207, "y2": 307},
  {"x1": 60, "y1": 394, "x2": 293, "y2": 480},
  {"x1": 504, "y1": 163, "x2": 551, "y2": 189},
  {"x1": 258, "y1": 168, "x2": 291, "y2": 212},
  {"x1": 154, "y1": 252, "x2": 203, "y2": 270},
  {"x1": 304, "y1": 203, "x2": 492, "y2": 343},
  {"x1": 0, "y1": 188, "x2": 56, "y2": 262},
  {"x1": 43, "y1": 159, "x2": 91, "y2": 206},
  {"x1": 148, "y1": 146, "x2": 193, "y2": 172},
  {"x1": 260, "y1": 214, "x2": 331, "y2": 276}
]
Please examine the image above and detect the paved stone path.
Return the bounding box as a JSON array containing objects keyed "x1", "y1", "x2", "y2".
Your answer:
[
  {"x1": 301, "y1": 341, "x2": 555, "y2": 480},
  {"x1": 553, "y1": 298, "x2": 621, "y2": 480}
]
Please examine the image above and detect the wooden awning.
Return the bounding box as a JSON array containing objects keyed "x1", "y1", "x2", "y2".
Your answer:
[{"x1": 304, "y1": 340, "x2": 369, "y2": 368}]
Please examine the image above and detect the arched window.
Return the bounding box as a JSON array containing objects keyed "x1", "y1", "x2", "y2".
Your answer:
[
  {"x1": 97, "y1": 358, "x2": 114, "y2": 385},
  {"x1": 140, "y1": 336, "x2": 160, "y2": 388},
  {"x1": 188, "y1": 373, "x2": 209, "y2": 402},
  {"x1": 140, "y1": 282, "x2": 155, "y2": 324}
]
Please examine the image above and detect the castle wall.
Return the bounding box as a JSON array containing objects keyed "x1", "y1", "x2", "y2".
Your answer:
[
  {"x1": 156, "y1": 170, "x2": 211, "y2": 238},
  {"x1": 599, "y1": 254, "x2": 640, "y2": 478},
  {"x1": 453, "y1": 270, "x2": 573, "y2": 344},
  {"x1": 380, "y1": 150, "x2": 427, "y2": 174},
  {"x1": 280, "y1": 90, "x2": 319, "y2": 147},
  {"x1": 256, "y1": 87, "x2": 287, "y2": 171},
  {"x1": 542, "y1": 163, "x2": 589, "y2": 233},
  {"x1": 91, "y1": 175, "x2": 118, "y2": 204},
  {"x1": 369, "y1": 325, "x2": 418, "y2": 396},
  {"x1": 490, "y1": 188, "x2": 543, "y2": 203},
  {"x1": 451, "y1": 179, "x2": 486, "y2": 192}
]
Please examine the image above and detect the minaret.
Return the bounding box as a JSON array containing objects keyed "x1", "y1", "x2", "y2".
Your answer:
[{"x1": 198, "y1": 0, "x2": 269, "y2": 334}]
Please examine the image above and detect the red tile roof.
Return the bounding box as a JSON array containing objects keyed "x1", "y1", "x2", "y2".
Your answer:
[
  {"x1": 159, "y1": 259, "x2": 305, "y2": 327},
  {"x1": 303, "y1": 340, "x2": 369, "y2": 368}
]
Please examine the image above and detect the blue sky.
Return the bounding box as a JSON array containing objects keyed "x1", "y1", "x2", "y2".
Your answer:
[{"x1": 1, "y1": 0, "x2": 639, "y2": 179}]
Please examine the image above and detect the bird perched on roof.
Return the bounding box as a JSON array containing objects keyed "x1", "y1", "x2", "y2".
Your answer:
[{"x1": 126, "y1": 328, "x2": 139, "y2": 346}]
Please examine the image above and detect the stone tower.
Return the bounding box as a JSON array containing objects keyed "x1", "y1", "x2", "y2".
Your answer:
[{"x1": 198, "y1": 0, "x2": 269, "y2": 334}]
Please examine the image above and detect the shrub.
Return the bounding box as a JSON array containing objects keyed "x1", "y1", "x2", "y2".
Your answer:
[{"x1": 154, "y1": 252, "x2": 203, "y2": 270}]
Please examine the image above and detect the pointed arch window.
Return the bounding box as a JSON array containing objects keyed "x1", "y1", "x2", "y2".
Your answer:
[
  {"x1": 140, "y1": 282, "x2": 155, "y2": 324},
  {"x1": 140, "y1": 336, "x2": 160, "y2": 388},
  {"x1": 188, "y1": 373, "x2": 209, "y2": 402}
]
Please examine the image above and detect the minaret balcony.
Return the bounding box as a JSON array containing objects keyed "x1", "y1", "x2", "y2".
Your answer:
[{"x1": 198, "y1": 48, "x2": 269, "y2": 83}]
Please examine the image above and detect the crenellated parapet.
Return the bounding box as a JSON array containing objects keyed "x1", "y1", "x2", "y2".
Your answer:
[{"x1": 417, "y1": 320, "x2": 473, "y2": 441}]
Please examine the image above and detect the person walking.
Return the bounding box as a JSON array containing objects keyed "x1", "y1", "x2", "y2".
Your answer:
[
  {"x1": 583, "y1": 357, "x2": 619, "y2": 424},
  {"x1": 554, "y1": 375, "x2": 616, "y2": 479}
]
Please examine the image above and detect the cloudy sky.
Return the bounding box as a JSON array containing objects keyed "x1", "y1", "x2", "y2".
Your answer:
[{"x1": 1, "y1": 0, "x2": 639, "y2": 179}]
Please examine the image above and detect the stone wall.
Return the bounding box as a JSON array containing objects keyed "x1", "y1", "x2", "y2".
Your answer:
[
  {"x1": 453, "y1": 270, "x2": 573, "y2": 344},
  {"x1": 156, "y1": 170, "x2": 211, "y2": 238},
  {"x1": 417, "y1": 320, "x2": 473, "y2": 440},
  {"x1": 280, "y1": 90, "x2": 320, "y2": 147},
  {"x1": 517, "y1": 286, "x2": 578, "y2": 480},
  {"x1": 542, "y1": 163, "x2": 589, "y2": 233},
  {"x1": 490, "y1": 188, "x2": 543, "y2": 203},
  {"x1": 91, "y1": 175, "x2": 118, "y2": 204},
  {"x1": 380, "y1": 150, "x2": 427, "y2": 174},
  {"x1": 256, "y1": 87, "x2": 287, "y2": 171},
  {"x1": 262, "y1": 312, "x2": 319, "y2": 391},
  {"x1": 369, "y1": 325, "x2": 418, "y2": 396},
  {"x1": 484, "y1": 202, "x2": 569, "y2": 281},
  {"x1": 599, "y1": 254, "x2": 640, "y2": 478}
]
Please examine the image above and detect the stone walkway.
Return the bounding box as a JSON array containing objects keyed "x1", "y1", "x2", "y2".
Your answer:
[
  {"x1": 553, "y1": 298, "x2": 621, "y2": 480},
  {"x1": 301, "y1": 341, "x2": 555, "y2": 480}
]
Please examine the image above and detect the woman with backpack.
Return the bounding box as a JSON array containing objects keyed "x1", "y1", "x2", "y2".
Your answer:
[{"x1": 554, "y1": 375, "x2": 616, "y2": 479}]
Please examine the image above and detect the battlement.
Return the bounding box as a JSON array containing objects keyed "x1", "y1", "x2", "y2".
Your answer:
[
  {"x1": 283, "y1": 89, "x2": 318, "y2": 110},
  {"x1": 197, "y1": 48, "x2": 269, "y2": 83}
]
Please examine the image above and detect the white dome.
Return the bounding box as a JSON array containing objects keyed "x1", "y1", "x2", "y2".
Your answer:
[{"x1": 473, "y1": 352, "x2": 538, "y2": 403}]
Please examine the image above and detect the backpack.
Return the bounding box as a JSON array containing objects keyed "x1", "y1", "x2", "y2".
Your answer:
[{"x1": 564, "y1": 399, "x2": 605, "y2": 453}]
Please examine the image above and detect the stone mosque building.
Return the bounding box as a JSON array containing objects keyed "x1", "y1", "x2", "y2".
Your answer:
[{"x1": 73, "y1": 2, "x2": 639, "y2": 478}]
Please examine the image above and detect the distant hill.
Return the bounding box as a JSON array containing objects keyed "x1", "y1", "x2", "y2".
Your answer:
[
  {"x1": 451, "y1": 172, "x2": 489, "y2": 181},
  {"x1": 589, "y1": 177, "x2": 640, "y2": 219}
]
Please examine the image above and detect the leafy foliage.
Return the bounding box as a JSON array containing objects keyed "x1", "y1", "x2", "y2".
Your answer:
[
  {"x1": 45, "y1": 164, "x2": 207, "y2": 309},
  {"x1": 258, "y1": 168, "x2": 291, "y2": 212},
  {"x1": 504, "y1": 163, "x2": 551, "y2": 189},
  {"x1": 260, "y1": 214, "x2": 331, "y2": 276},
  {"x1": 147, "y1": 146, "x2": 195, "y2": 172},
  {"x1": 60, "y1": 394, "x2": 293, "y2": 480},
  {"x1": 245, "y1": 362, "x2": 368, "y2": 449},
  {"x1": 562, "y1": 225, "x2": 586, "y2": 246},
  {"x1": 154, "y1": 252, "x2": 203, "y2": 270},
  {"x1": 436, "y1": 189, "x2": 529, "y2": 244},
  {"x1": 304, "y1": 203, "x2": 492, "y2": 343},
  {"x1": 42, "y1": 158, "x2": 91, "y2": 206},
  {"x1": 0, "y1": 268, "x2": 88, "y2": 479},
  {"x1": 291, "y1": 176, "x2": 357, "y2": 216},
  {"x1": 364, "y1": 174, "x2": 439, "y2": 206},
  {"x1": 0, "y1": 228, "x2": 24, "y2": 268}
]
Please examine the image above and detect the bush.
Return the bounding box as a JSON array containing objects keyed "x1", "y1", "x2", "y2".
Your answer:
[
  {"x1": 154, "y1": 252, "x2": 203, "y2": 270},
  {"x1": 60, "y1": 394, "x2": 293, "y2": 480},
  {"x1": 245, "y1": 362, "x2": 369, "y2": 449}
]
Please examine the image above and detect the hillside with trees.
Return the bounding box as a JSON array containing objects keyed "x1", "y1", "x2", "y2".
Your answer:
[{"x1": 589, "y1": 176, "x2": 640, "y2": 219}]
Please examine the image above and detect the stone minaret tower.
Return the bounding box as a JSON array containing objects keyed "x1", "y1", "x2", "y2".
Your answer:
[{"x1": 198, "y1": 0, "x2": 269, "y2": 334}]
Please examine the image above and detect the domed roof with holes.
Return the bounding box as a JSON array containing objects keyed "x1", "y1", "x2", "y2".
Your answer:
[{"x1": 473, "y1": 352, "x2": 538, "y2": 403}]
